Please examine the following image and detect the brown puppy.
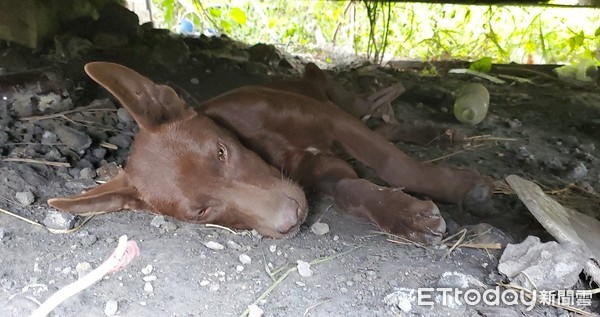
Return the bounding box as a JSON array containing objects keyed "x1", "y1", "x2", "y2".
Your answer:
[{"x1": 49, "y1": 62, "x2": 492, "y2": 244}]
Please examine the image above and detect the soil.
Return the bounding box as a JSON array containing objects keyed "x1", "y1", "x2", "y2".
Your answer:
[{"x1": 1, "y1": 12, "x2": 600, "y2": 317}]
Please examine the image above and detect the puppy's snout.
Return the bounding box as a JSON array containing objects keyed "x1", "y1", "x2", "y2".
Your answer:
[{"x1": 275, "y1": 198, "x2": 302, "y2": 234}]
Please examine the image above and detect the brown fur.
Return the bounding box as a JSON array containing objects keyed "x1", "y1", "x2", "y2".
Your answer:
[{"x1": 48, "y1": 62, "x2": 492, "y2": 244}]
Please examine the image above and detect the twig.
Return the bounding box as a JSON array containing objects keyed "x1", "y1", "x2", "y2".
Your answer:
[
  {"x1": 239, "y1": 246, "x2": 362, "y2": 317},
  {"x1": 443, "y1": 228, "x2": 467, "y2": 258},
  {"x1": 448, "y1": 68, "x2": 506, "y2": 84},
  {"x1": 30, "y1": 235, "x2": 139, "y2": 317},
  {"x1": 303, "y1": 298, "x2": 331, "y2": 316},
  {"x1": 442, "y1": 242, "x2": 501, "y2": 249},
  {"x1": 2, "y1": 158, "x2": 70, "y2": 168},
  {"x1": 204, "y1": 223, "x2": 238, "y2": 235},
  {"x1": 465, "y1": 135, "x2": 518, "y2": 142},
  {"x1": 20, "y1": 106, "x2": 116, "y2": 122},
  {"x1": 424, "y1": 143, "x2": 488, "y2": 163},
  {"x1": 99, "y1": 142, "x2": 118, "y2": 150}
]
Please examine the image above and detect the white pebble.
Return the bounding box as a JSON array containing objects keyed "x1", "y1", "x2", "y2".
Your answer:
[
  {"x1": 269, "y1": 245, "x2": 277, "y2": 253},
  {"x1": 190, "y1": 77, "x2": 200, "y2": 85},
  {"x1": 236, "y1": 265, "x2": 244, "y2": 272},
  {"x1": 15, "y1": 191, "x2": 35, "y2": 206},
  {"x1": 141, "y1": 264, "x2": 153, "y2": 275},
  {"x1": 297, "y1": 260, "x2": 312, "y2": 277},
  {"x1": 143, "y1": 282, "x2": 153, "y2": 293},
  {"x1": 209, "y1": 284, "x2": 219, "y2": 292},
  {"x1": 104, "y1": 299, "x2": 118, "y2": 316},
  {"x1": 143, "y1": 275, "x2": 157, "y2": 282},
  {"x1": 248, "y1": 304, "x2": 264, "y2": 317},
  {"x1": 310, "y1": 222, "x2": 330, "y2": 235},
  {"x1": 200, "y1": 280, "x2": 210, "y2": 286},
  {"x1": 204, "y1": 241, "x2": 225, "y2": 250},
  {"x1": 239, "y1": 254, "x2": 252, "y2": 265}
]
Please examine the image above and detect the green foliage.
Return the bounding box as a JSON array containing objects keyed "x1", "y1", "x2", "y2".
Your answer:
[
  {"x1": 469, "y1": 57, "x2": 493, "y2": 73},
  {"x1": 150, "y1": 0, "x2": 600, "y2": 65}
]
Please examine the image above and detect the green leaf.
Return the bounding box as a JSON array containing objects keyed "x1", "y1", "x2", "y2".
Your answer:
[
  {"x1": 469, "y1": 57, "x2": 493, "y2": 73},
  {"x1": 230, "y1": 7, "x2": 247, "y2": 25},
  {"x1": 209, "y1": 7, "x2": 221, "y2": 18},
  {"x1": 595, "y1": 26, "x2": 600, "y2": 37}
]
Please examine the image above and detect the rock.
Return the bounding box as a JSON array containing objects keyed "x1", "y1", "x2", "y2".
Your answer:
[
  {"x1": 116, "y1": 108, "x2": 133, "y2": 123},
  {"x1": 227, "y1": 240, "x2": 242, "y2": 250},
  {"x1": 79, "y1": 167, "x2": 96, "y2": 179},
  {"x1": 141, "y1": 265, "x2": 153, "y2": 275},
  {"x1": 236, "y1": 265, "x2": 244, "y2": 272},
  {"x1": 199, "y1": 280, "x2": 210, "y2": 286},
  {"x1": 161, "y1": 222, "x2": 178, "y2": 231},
  {"x1": 436, "y1": 271, "x2": 486, "y2": 289},
  {"x1": 143, "y1": 282, "x2": 153, "y2": 293},
  {"x1": 108, "y1": 134, "x2": 131, "y2": 149},
  {"x1": 567, "y1": 161, "x2": 588, "y2": 180},
  {"x1": 204, "y1": 241, "x2": 225, "y2": 250},
  {"x1": 92, "y1": 148, "x2": 107, "y2": 159},
  {"x1": 498, "y1": 236, "x2": 586, "y2": 290},
  {"x1": 54, "y1": 125, "x2": 92, "y2": 152},
  {"x1": 310, "y1": 222, "x2": 330, "y2": 235},
  {"x1": 247, "y1": 304, "x2": 264, "y2": 317},
  {"x1": 0, "y1": 228, "x2": 4, "y2": 240},
  {"x1": 96, "y1": 162, "x2": 122, "y2": 181},
  {"x1": 150, "y1": 216, "x2": 166, "y2": 228},
  {"x1": 190, "y1": 78, "x2": 200, "y2": 85},
  {"x1": 142, "y1": 275, "x2": 157, "y2": 282},
  {"x1": 15, "y1": 191, "x2": 35, "y2": 206},
  {"x1": 0, "y1": 131, "x2": 8, "y2": 147},
  {"x1": 383, "y1": 287, "x2": 416, "y2": 313},
  {"x1": 296, "y1": 260, "x2": 312, "y2": 277},
  {"x1": 43, "y1": 210, "x2": 76, "y2": 230},
  {"x1": 41, "y1": 131, "x2": 58, "y2": 145},
  {"x1": 239, "y1": 254, "x2": 251, "y2": 265},
  {"x1": 104, "y1": 299, "x2": 118, "y2": 316}
]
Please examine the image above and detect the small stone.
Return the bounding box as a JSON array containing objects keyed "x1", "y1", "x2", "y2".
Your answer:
[
  {"x1": 383, "y1": 288, "x2": 416, "y2": 313},
  {"x1": 199, "y1": 280, "x2": 210, "y2": 286},
  {"x1": 567, "y1": 162, "x2": 588, "y2": 180},
  {"x1": 239, "y1": 254, "x2": 251, "y2": 265},
  {"x1": 15, "y1": 191, "x2": 35, "y2": 206},
  {"x1": 143, "y1": 282, "x2": 153, "y2": 292},
  {"x1": 104, "y1": 299, "x2": 118, "y2": 316},
  {"x1": 92, "y1": 148, "x2": 107, "y2": 159},
  {"x1": 247, "y1": 304, "x2": 264, "y2": 317},
  {"x1": 436, "y1": 271, "x2": 485, "y2": 289},
  {"x1": 227, "y1": 240, "x2": 242, "y2": 250},
  {"x1": 310, "y1": 222, "x2": 330, "y2": 235},
  {"x1": 296, "y1": 260, "x2": 312, "y2": 277},
  {"x1": 116, "y1": 108, "x2": 133, "y2": 123},
  {"x1": 43, "y1": 210, "x2": 76, "y2": 230},
  {"x1": 54, "y1": 125, "x2": 92, "y2": 152},
  {"x1": 209, "y1": 284, "x2": 219, "y2": 292},
  {"x1": 76, "y1": 262, "x2": 92, "y2": 279},
  {"x1": 142, "y1": 275, "x2": 157, "y2": 282},
  {"x1": 41, "y1": 131, "x2": 58, "y2": 145},
  {"x1": 161, "y1": 222, "x2": 178, "y2": 231},
  {"x1": 204, "y1": 241, "x2": 225, "y2": 250},
  {"x1": 190, "y1": 78, "x2": 200, "y2": 85},
  {"x1": 150, "y1": 216, "x2": 166, "y2": 228},
  {"x1": 236, "y1": 265, "x2": 244, "y2": 272},
  {"x1": 0, "y1": 228, "x2": 4, "y2": 240},
  {"x1": 141, "y1": 265, "x2": 153, "y2": 275},
  {"x1": 108, "y1": 134, "x2": 131, "y2": 149},
  {"x1": 79, "y1": 167, "x2": 96, "y2": 179},
  {"x1": 269, "y1": 245, "x2": 277, "y2": 253}
]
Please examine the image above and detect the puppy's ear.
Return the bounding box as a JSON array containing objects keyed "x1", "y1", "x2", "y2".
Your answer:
[
  {"x1": 48, "y1": 171, "x2": 147, "y2": 215},
  {"x1": 84, "y1": 62, "x2": 195, "y2": 131}
]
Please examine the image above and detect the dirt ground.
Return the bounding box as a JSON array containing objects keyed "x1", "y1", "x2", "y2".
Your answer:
[{"x1": 1, "y1": 12, "x2": 600, "y2": 317}]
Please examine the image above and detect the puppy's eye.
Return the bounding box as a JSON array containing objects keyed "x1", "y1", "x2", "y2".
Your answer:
[{"x1": 217, "y1": 144, "x2": 227, "y2": 162}]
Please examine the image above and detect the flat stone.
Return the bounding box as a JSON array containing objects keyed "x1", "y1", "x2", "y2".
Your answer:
[
  {"x1": 104, "y1": 299, "x2": 118, "y2": 316},
  {"x1": 43, "y1": 210, "x2": 76, "y2": 230},
  {"x1": 296, "y1": 260, "x2": 312, "y2": 277},
  {"x1": 498, "y1": 235, "x2": 586, "y2": 290},
  {"x1": 150, "y1": 216, "x2": 165, "y2": 228},
  {"x1": 204, "y1": 241, "x2": 225, "y2": 250},
  {"x1": 310, "y1": 222, "x2": 330, "y2": 235},
  {"x1": 239, "y1": 254, "x2": 251, "y2": 265},
  {"x1": 15, "y1": 191, "x2": 35, "y2": 206},
  {"x1": 54, "y1": 125, "x2": 92, "y2": 152}
]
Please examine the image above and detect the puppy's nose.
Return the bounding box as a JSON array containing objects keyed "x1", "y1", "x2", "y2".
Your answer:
[{"x1": 276, "y1": 198, "x2": 301, "y2": 234}]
